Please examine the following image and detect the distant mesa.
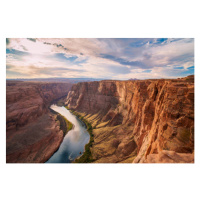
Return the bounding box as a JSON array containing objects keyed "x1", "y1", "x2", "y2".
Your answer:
[{"x1": 128, "y1": 78, "x2": 139, "y2": 81}]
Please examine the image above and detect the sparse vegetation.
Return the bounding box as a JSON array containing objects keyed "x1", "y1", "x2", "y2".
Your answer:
[
  {"x1": 56, "y1": 114, "x2": 73, "y2": 136},
  {"x1": 65, "y1": 105, "x2": 70, "y2": 110},
  {"x1": 65, "y1": 107, "x2": 95, "y2": 163},
  {"x1": 65, "y1": 117, "x2": 73, "y2": 131},
  {"x1": 56, "y1": 98, "x2": 66, "y2": 106},
  {"x1": 49, "y1": 107, "x2": 73, "y2": 136}
]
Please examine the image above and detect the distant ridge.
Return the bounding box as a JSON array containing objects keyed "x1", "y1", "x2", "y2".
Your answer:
[
  {"x1": 6, "y1": 78, "x2": 103, "y2": 84},
  {"x1": 128, "y1": 78, "x2": 139, "y2": 81}
]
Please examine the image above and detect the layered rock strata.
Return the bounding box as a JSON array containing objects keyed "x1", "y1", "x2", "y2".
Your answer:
[
  {"x1": 6, "y1": 81, "x2": 72, "y2": 163},
  {"x1": 66, "y1": 75, "x2": 194, "y2": 163}
]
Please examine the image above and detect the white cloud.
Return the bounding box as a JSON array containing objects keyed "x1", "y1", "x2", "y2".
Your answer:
[{"x1": 6, "y1": 38, "x2": 194, "y2": 79}]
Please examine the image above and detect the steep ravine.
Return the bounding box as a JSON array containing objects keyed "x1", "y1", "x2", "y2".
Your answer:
[
  {"x1": 6, "y1": 81, "x2": 73, "y2": 163},
  {"x1": 65, "y1": 75, "x2": 194, "y2": 163}
]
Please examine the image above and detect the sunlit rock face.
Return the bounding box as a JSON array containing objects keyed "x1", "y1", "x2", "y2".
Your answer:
[
  {"x1": 6, "y1": 81, "x2": 72, "y2": 163},
  {"x1": 66, "y1": 75, "x2": 194, "y2": 163}
]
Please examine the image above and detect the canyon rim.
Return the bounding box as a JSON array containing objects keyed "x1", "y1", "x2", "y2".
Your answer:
[{"x1": 6, "y1": 38, "x2": 194, "y2": 163}]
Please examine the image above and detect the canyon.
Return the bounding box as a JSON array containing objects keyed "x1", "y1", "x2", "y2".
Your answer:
[
  {"x1": 65, "y1": 75, "x2": 194, "y2": 163},
  {"x1": 6, "y1": 81, "x2": 72, "y2": 163},
  {"x1": 6, "y1": 75, "x2": 194, "y2": 163}
]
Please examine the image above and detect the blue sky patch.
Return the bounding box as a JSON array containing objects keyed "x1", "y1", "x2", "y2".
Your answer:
[
  {"x1": 6, "y1": 48, "x2": 29, "y2": 56},
  {"x1": 187, "y1": 66, "x2": 194, "y2": 69},
  {"x1": 155, "y1": 38, "x2": 168, "y2": 44},
  {"x1": 174, "y1": 66, "x2": 184, "y2": 69},
  {"x1": 179, "y1": 68, "x2": 194, "y2": 76},
  {"x1": 143, "y1": 70, "x2": 152, "y2": 73},
  {"x1": 54, "y1": 53, "x2": 78, "y2": 62}
]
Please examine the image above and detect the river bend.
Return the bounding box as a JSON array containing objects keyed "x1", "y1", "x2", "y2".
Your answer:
[{"x1": 46, "y1": 105, "x2": 90, "y2": 163}]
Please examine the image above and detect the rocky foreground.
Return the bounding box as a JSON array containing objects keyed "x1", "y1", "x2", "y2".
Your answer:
[
  {"x1": 66, "y1": 75, "x2": 194, "y2": 163},
  {"x1": 6, "y1": 81, "x2": 72, "y2": 163}
]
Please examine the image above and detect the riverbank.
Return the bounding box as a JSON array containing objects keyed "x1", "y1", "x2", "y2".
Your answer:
[
  {"x1": 49, "y1": 107, "x2": 73, "y2": 137},
  {"x1": 47, "y1": 105, "x2": 90, "y2": 163},
  {"x1": 42, "y1": 107, "x2": 74, "y2": 163},
  {"x1": 65, "y1": 106, "x2": 95, "y2": 163}
]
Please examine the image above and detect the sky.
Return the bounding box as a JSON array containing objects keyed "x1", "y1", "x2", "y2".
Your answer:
[{"x1": 6, "y1": 38, "x2": 194, "y2": 80}]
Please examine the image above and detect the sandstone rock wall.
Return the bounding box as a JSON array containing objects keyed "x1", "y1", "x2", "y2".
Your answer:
[
  {"x1": 66, "y1": 75, "x2": 194, "y2": 163},
  {"x1": 6, "y1": 81, "x2": 72, "y2": 131},
  {"x1": 6, "y1": 81, "x2": 72, "y2": 163}
]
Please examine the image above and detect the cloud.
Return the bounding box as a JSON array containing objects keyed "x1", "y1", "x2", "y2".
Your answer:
[
  {"x1": 6, "y1": 64, "x2": 87, "y2": 79},
  {"x1": 6, "y1": 38, "x2": 53, "y2": 54},
  {"x1": 27, "y1": 38, "x2": 36, "y2": 42},
  {"x1": 6, "y1": 64, "x2": 13, "y2": 70},
  {"x1": 6, "y1": 38, "x2": 194, "y2": 80},
  {"x1": 6, "y1": 38, "x2": 10, "y2": 46},
  {"x1": 102, "y1": 65, "x2": 131, "y2": 74},
  {"x1": 6, "y1": 70, "x2": 28, "y2": 78},
  {"x1": 100, "y1": 54, "x2": 148, "y2": 69},
  {"x1": 29, "y1": 66, "x2": 86, "y2": 76},
  {"x1": 38, "y1": 38, "x2": 102, "y2": 57}
]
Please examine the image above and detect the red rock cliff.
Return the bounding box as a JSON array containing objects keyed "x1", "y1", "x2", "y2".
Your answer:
[
  {"x1": 6, "y1": 81, "x2": 72, "y2": 163},
  {"x1": 66, "y1": 75, "x2": 194, "y2": 163},
  {"x1": 6, "y1": 81, "x2": 72, "y2": 131}
]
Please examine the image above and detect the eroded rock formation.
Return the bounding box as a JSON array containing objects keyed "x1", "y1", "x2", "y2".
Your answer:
[
  {"x1": 66, "y1": 75, "x2": 194, "y2": 163},
  {"x1": 6, "y1": 81, "x2": 72, "y2": 163}
]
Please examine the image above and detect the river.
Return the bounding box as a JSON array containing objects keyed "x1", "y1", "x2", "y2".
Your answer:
[{"x1": 46, "y1": 105, "x2": 90, "y2": 163}]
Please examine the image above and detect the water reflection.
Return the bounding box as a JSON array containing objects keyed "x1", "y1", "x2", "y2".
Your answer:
[{"x1": 46, "y1": 105, "x2": 90, "y2": 163}]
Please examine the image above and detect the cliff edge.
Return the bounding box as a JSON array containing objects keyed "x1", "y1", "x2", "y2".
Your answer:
[
  {"x1": 6, "y1": 81, "x2": 72, "y2": 163},
  {"x1": 65, "y1": 75, "x2": 194, "y2": 163}
]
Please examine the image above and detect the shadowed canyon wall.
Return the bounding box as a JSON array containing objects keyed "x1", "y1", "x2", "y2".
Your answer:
[
  {"x1": 6, "y1": 81, "x2": 72, "y2": 163},
  {"x1": 66, "y1": 75, "x2": 194, "y2": 163}
]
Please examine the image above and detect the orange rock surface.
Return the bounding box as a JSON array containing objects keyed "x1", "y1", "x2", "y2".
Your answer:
[{"x1": 66, "y1": 75, "x2": 194, "y2": 163}]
